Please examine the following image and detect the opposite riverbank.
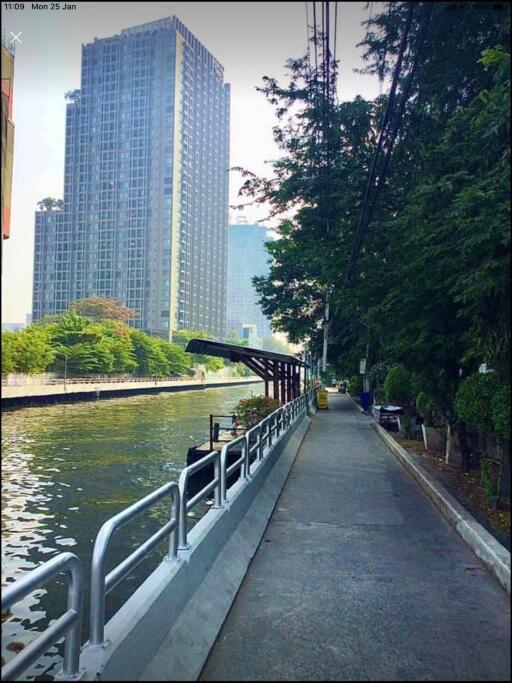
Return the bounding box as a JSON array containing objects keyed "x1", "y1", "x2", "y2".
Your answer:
[{"x1": 1, "y1": 376, "x2": 262, "y2": 408}]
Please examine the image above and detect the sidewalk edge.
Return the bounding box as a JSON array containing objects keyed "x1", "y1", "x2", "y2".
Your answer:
[{"x1": 371, "y1": 420, "x2": 511, "y2": 594}]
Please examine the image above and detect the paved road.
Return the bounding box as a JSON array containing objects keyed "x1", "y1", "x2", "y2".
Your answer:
[{"x1": 201, "y1": 393, "x2": 510, "y2": 681}]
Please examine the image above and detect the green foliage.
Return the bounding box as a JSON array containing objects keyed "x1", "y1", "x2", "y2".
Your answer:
[
  {"x1": 2, "y1": 326, "x2": 55, "y2": 374},
  {"x1": 234, "y1": 395, "x2": 280, "y2": 429},
  {"x1": 37, "y1": 197, "x2": 63, "y2": 211},
  {"x1": 384, "y1": 365, "x2": 413, "y2": 406},
  {"x1": 172, "y1": 329, "x2": 226, "y2": 372},
  {"x1": 236, "y1": 6, "x2": 509, "y2": 454},
  {"x1": 2, "y1": 314, "x2": 192, "y2": 378},
  {"x1": 415, "y1": 391, "x2": 439, "y2": 427},
  {"x1": 348, "y1": 375, "x2": 363, "y2": 396},
  {"x1": 491, "y1": 384, "x2": 510, "y2": 441},
  {"x1": 1, "y1": 332, "x2": 15, "y2": 374},
  {"x1": 454, "y1": 372, "x2": 500, "y2": 434},
  {"x1": 129, "y1": 330, "x2": 170, "y2": 376},
  {"x1": 480, "y1": 457, "x2": 499, "y2": 507}
]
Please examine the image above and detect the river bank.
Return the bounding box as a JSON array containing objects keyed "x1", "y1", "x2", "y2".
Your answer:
[{"x1": 1, "y1": 376, "x2": 261, "y2": 408}]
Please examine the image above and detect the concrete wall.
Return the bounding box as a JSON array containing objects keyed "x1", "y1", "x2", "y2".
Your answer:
[
  {"x1": 2, "y1": 377, "x2": 262, "y2": 407},
  {"x1": 78, "y1": 409, "x2": 313, "y2": 681}
]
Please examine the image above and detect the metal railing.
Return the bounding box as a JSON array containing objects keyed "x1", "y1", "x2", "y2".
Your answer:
[
  {"x1": 209, "y1": 413, "x2": 240, "y2": 451},
  {"x1": 2, "y1": 389, "x2": 316, "y2": 677},
  {"x1": 89, "y1": 482, "x2": 180, "y2": 646},
  {"x1": 1, "y1": 552, "x2": 83, "y2": 681},
  {"x1": 1, "y1": 374, "x2": 257, "y2": 387},
  {"x1": 178, "y1": 451, "x2": 222, "y2": 550},
  {"x1": 220, "y1": 434, "x2": 249, "y2": 503}
]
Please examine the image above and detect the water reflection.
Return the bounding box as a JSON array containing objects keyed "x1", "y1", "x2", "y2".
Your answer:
[{"x1": 1, "y1": 383, "x2": 262, "y2": 679}]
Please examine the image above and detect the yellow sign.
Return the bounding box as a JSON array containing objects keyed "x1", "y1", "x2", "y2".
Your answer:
[{"x1": 316, "y1": 389, "x2": 328, "y2": 409}]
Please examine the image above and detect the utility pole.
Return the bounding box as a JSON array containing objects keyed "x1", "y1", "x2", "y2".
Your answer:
[{"x1": 321, "y1": 292, "x2": 331, "y2": 373}]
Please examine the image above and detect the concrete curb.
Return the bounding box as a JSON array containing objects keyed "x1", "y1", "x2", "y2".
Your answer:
[
  {"x1": 372, "y1": 420, "x2": 510, "y2": 594},
  {"x1": 346, "y1": 391, "x2": 366, "y2": 413}
]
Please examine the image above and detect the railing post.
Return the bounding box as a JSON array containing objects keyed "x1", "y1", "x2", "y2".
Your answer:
[
  {"x1": 213, "y1": 452, "x2": 222, "y2": 508},
  {"x1": 62, "y1": 557, "x2": 83, "y2": 677},
  {"x1": 257, "y1": 423, "x2": 263, "y2": 461},
  {"x1": 220, "y1": 444, "x2": 228, "y2": 503},
  {"x1": 178, "y1": 470, "x2": 190, "y2": 550},
  {"x1": 243, "y1": 435, "x2": 250, "y2": 479},
  {"x1": 89, "y1": 522, "x2": 112, "y2": 646},
  {"x1": 168, "y1": 487, "x2": 179, "y2": 558}
]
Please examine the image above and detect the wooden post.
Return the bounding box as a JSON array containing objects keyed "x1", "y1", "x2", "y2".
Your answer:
[
  {"x1": 280, "y1": 362, "x2": 286, "y2": 405},
  {"x1": 273, "y1": 360, "x2": 279, "y2": 402},
  {"x1": 287, "y1": 363, "x2": 292, "y2": 403},
  {"x1": 264, "y1": 359, "x2": 269, "y2": 398}
]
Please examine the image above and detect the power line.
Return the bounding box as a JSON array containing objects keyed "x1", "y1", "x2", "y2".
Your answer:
[{"x1": 344, "y1": 2, "x2": 415, "y2": 284}]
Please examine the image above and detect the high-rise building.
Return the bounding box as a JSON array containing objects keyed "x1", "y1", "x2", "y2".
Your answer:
[
  {"x1": 226, "y1": 221, "x2": 273, "y2": 340},
  {"x1": 1, "y1": 35, "x2": 15, "y2": 266},
  {"x1": 32, "y1": 17, "x2": 230, "y2": 338}
]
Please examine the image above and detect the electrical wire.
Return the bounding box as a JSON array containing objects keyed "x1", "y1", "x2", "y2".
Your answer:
[{"x1": 344, "y1": 2, "x2": 415, "y2": 284}]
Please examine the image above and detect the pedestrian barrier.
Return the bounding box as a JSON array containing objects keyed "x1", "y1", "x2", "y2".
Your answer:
[
  {"x1": 89, "y1": 482, "x2": 180, "y2": 647},
  {"x1": 1, "y1": 553, "x2": 83, "y2": 681},
  {"x1": 1, "y1": 389, "x2": 316, "y2": 680}
]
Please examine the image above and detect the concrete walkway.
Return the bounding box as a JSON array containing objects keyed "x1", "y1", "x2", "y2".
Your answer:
[{"x1": 201, "y1": 393, "x2": 510, "y2": 681}]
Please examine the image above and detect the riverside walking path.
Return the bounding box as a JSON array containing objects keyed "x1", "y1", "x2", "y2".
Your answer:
[{"x1": 201, "y1": 392, "x2": 510, "y2": 681}]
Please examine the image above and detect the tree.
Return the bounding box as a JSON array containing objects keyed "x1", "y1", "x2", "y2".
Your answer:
[
  {"x1": 1, "y1": 332, "x2": 16, "y2": 374},
  {"x1": 238, "y1": 3, "x2": 509, "y2": 468},
  {"x1": 69, "y1": 297, "x2": 136, "y2": 323},
  {"x1": 2, "y1": 326, "x2": 55, "y2": 374},
  {"x1": 129, "y1": 330, "x2": 170, "y2": 376},
  {"x1": 37, "y1": 197, "x2": 63, "y2": 211},
  {"x1": 173, "y1": 329, "x2": 226, "y2": 371}
]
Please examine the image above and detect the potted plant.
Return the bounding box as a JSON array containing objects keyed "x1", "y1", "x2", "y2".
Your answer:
[{"x1": 416, "y1": 391, "x2": 446, "y2": 451}]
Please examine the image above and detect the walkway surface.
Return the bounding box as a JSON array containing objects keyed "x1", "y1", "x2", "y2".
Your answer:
[{"x1": 201, "y1": 393, "x2": 511, "y2": 681}]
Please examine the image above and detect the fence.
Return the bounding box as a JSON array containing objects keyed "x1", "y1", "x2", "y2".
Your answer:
[
  {"x1": 1, "y1": 373, "x2": 187, "y2": 387},
  {"x1": 1, "y1": 389, "x2": 315, "y2": 680},
  {"x1": 1, "y1": 553, "x2": 83, "y2": 681}
]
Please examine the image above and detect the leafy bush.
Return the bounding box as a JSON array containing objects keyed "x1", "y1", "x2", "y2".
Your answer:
[
  {"x1": 1, "y1": 332, "x2": 15, "y2": 374},
  {"x1": 416, "y1": 391, "x2": 439, "y2": 426},
  {"x1": 234, "y1": 395, "x2": 280, "y2": 429},
  {"x1": 454, "y1": 372, "x2": 500, "y2": 434},
  {"x1": 384, "y1": 365, "x2": 413, "y2": 405},
  {"x1": 480, "y1": 457, "x2": 499, "y2": 507},
  {"x1": 490, "y1": 384, "x2": 510, "y2": 440},
  {"x1": 2, "y1": 326, "x2": 55, "y2": 374},
  {"x1": 348, "y1": 375, "x2": 363, "y2": 395}
]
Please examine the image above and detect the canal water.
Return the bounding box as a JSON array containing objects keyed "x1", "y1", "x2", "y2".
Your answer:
[{"x1": 1, "y1": 382, "x2": 263, "y2": 680}]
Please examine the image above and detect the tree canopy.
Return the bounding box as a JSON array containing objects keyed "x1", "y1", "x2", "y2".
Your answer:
[{"x1": 236, "y1": 1, "x2": 509, "y2": 443}]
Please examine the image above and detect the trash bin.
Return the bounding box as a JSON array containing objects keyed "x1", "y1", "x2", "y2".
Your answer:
[
  {"x1": 317, "y1": 389, "x2": 328, "y2": 409},
  {"x1": 360, "y1": 391, "x2": 371, "y2": 411}
]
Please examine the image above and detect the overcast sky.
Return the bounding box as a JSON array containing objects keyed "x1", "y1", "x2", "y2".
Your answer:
[{"x1": 1, "y1": 1, "x2": 382, "y2": 322}]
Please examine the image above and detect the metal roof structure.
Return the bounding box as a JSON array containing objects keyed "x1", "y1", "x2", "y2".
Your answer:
[{"x1": 185, "y1": 338, "x2": 308, "y2": 401}]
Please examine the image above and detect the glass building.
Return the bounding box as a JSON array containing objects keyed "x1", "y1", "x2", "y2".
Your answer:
[
  {"x1": 226, "y1": 222, "x2": 273, "y2": 340},
  {"x1": 32, "y1": 17, "x2": 230, "y2": 338}
]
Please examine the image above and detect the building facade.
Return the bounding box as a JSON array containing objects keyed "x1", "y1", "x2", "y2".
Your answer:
[
  {"x1": 32, "y1": 17, "x2": 230, "y2": 338},
  {"x1": 1, "y1": 36, "x2": 15, "y2": 265},
  {"x1": 226, "y1": 222, "x2": 273, "y2": 340}
]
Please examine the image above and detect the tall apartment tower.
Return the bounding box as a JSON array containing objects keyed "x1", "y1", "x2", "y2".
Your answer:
[
  {"x1": 33, "y1": 17, "x2": 230, "y2": 338},
  {"x1": 226, "y1": 221, "x2": 273, "y2": 340}
]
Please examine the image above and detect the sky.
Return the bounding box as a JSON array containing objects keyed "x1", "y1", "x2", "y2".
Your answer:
[{"x1": 1, "y1": 1, "x2": 383, "y2": 323}]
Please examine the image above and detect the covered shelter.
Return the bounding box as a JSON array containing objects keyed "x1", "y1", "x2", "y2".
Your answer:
[{"x1": 185, "y1": 338, "x2": 308, "y2": 403}]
